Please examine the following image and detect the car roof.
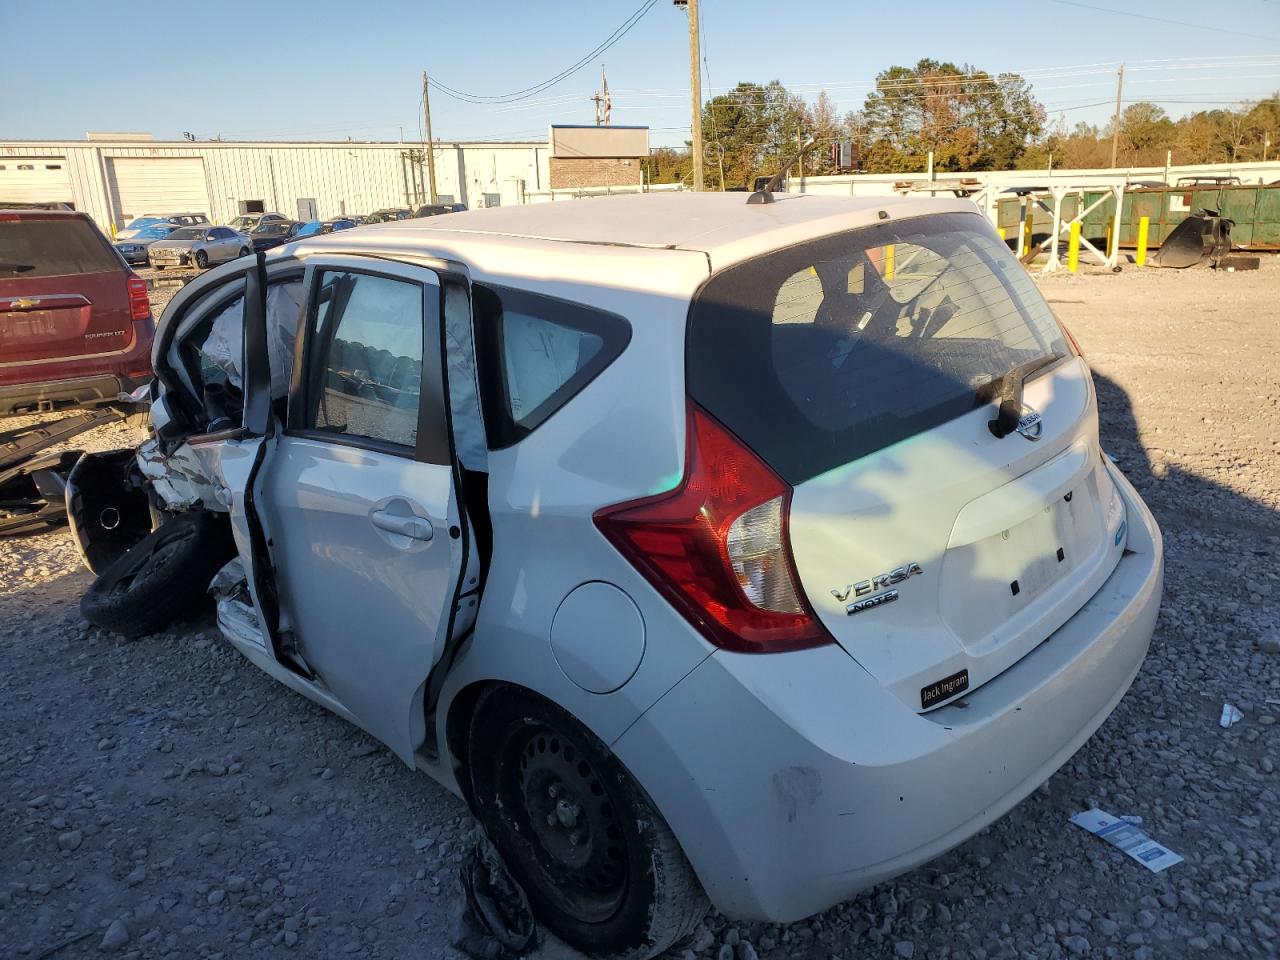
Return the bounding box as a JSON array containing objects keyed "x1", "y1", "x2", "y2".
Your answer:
[
  {"x1": 359, "y1": 192, "x2": 978, "y2": 262},
  {"x1": 0, "y1": 209, "x2": 93, "y2": 222},
  {"x1": 280, "y1": 193, "x2": 981, "y2": 300}
]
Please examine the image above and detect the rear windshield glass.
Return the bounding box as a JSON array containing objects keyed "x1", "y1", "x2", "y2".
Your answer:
[
  {"x1": 0, "y1": 217, "x2": 120, "y2": 279},
  {"x1": 687, "y1": 212, "x2": 1068, "y2": 484},
  {"x1": 167, "y1": 228, "x2": 205, "y2": 240}
]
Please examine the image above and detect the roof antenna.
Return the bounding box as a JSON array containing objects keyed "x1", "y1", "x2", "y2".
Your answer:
[{"x1": 748, "y1": 136, "x2": 816, "y2": 205}]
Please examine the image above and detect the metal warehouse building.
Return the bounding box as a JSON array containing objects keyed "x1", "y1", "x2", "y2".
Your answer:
[{"x1": 0, "y1": 135, "x2": 553, "y2": 232}]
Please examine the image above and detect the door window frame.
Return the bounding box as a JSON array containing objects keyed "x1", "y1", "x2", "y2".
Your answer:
[{"x1": 286, "y1": 257, "x2": 450, "y2": 466}]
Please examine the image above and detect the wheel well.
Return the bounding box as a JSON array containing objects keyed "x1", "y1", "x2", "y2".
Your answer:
[{"x1": 443, "y1": 679, "x2": 504, "y2": 810}]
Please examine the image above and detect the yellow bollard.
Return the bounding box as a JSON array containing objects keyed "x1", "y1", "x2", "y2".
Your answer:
[
  {"x1": 1068, "y1": 222, "x2": 1081, "y2": 272},
  {"x1": 885, "y1": 244, "x2": 895, "y2": 280},
  {"x1": 1136, "y1": 216, "x2": 1150, "y2": 266},
  {"x1": 1105, "y1": 224, "x2": 1114, "y2": 260},
  {"x1": 1022, "y1": 215, "x2": 1033, "y2": 257}
]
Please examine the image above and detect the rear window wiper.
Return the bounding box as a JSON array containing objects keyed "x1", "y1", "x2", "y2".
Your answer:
[
  {"x1": 0, "y1": 262, "x2": 36, "y2": 274},
  {"x1": 977, "y1": 353, "x2": 1064, "y2": 438}
]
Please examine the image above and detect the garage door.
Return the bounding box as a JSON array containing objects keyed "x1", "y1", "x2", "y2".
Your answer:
[
  {"x1": 108, "y1": 157, "x2": 210, "y2": 225},
  {"x1": 0, "y1": 157, "x2": 73, "y2": 205}
]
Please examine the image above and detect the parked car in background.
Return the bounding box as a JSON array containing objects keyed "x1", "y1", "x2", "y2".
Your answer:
[
  {"x1": 227, "y1": 212, "x2": 289, "y2": 234},
  {"x1": 71, "y1": 194, "x2": 1162, "y2": 958},
  {"x1": 0, "y1": 201, "x2": 75, "y2": 212},
  {"x1": 0, "y1": 209, "x2": 153, "y2": 415},
  {"x1": 116, "y1": 213, "x2": 209, "y2": 240},
  {"x1": 113, "y1": 222, "x2": 181, "y2": 266},
  {"x1": 365, "y1": 208, "x2": 412, "y2": 223},
  {"x1": 412, "y1": 203, "x2": 467, "y2": 218},
  {"x1": 1174, "y1": 175, "x2": 1242, "y2": 188},
  {"x1": 247, "y1": 220, "x2": 301, "y2": 253},
  {"x1": 148, "y1": 226, "x2": 250, "y2": 270},
  {"x1": 293, "y1": 218, "x2": 357, "y2": 237}
]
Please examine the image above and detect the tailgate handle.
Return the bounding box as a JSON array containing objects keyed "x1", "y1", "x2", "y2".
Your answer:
[{"x1": 371, "y1": 508, "x2": 433, "y2": 542}]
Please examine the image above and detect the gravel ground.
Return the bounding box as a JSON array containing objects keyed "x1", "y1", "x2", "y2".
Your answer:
[{"x1": 2, "y1": 258, "x2": 1278, "y2": 960}]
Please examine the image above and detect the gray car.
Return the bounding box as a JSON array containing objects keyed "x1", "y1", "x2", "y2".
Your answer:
[
  {"x1": 227, "y1": 212, "x2": 289, "y2": 234},
  {"x1": 148, "y1": 226, "x2": 251, "y2": 270},
  {"x1": 113, "y1": 222, "x2": 182, "y2": 265}
]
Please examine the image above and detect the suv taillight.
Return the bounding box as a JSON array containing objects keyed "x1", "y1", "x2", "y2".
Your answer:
[
  {"x1": 126, "y1": 274, "x2": 150, "y2": 322},
  {"x1": 593, "y1": 404, "x2": 833, "y2": 654}
]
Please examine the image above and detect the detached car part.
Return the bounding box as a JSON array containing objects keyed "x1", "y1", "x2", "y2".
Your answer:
[
  {"x1": 1154, "y1": 208, "x2": 1234, "y2": 268},
  {"x1": 79, "y1": 510, "x2": 236, "y2": 638},
  {"x1": 0, "y1": 409, "x2": 123, "y2": 538}
]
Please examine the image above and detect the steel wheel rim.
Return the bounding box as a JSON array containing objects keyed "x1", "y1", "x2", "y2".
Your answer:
[{"x1": 496, "y1": 722, "x2": 629, "y2": 924}]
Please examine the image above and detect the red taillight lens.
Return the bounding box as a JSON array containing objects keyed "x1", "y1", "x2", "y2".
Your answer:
[
  {"x1": 593, "y1": 404, "x2": 833, "y2": 654},
  {"x1": 126, "y1": 274, "x2": 150, "y2": 322},
  {"x1": 1060, "y1": 322, "x2": 1084, "y2": 357}
]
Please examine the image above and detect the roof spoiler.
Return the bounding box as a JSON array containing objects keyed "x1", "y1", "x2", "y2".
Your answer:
[{"x1": 747, "y1": 136, "x2": 816, "y2": 205}]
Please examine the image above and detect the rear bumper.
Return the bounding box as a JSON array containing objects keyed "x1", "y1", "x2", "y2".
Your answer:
[
  {"x1": 615, "y1": 460, "x2": 1162, "y2": 922},
  {"x1": 0, "y1": 373, "x2": 149, "y2": 416}
]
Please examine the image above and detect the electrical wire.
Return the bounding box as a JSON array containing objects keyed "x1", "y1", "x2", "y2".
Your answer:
[
  {"x1": 427, "y1": 0, "x2": 660, "y2": 105},
  {"x1": 1050, "y1": 0, "x2": 1280, "y2": 43}
]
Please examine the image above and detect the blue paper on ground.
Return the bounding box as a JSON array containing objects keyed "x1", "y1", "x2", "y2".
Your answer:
[{"x1": 1070, "y1": 808, "x2": 1183, "y2": 873}]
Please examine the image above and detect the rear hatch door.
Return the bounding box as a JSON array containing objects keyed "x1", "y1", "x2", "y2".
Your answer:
[
  {"x1": 688, "y1": 212, "x2": 1127, "y2": 710},
  {"x1": 0, "y1": 214, "x2": 133, "y2": 367}
]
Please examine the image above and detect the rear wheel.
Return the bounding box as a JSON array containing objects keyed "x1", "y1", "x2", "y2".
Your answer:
[
  {"x1": 195, "y1": 250, "x2": 209, "y2": 269},
  {"x1": 239, "y1": 246, "x2": 250, "y2": 257},
  {"x1": 467, "y1": 687, "x2": 707, "y2": 959}
]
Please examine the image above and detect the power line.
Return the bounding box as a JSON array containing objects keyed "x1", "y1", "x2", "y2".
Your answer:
[
  {"x1": 428, "y1": 0, "x2": 660, "y2": 105},
  {"x1": 1050, "y1": 0, "x2": 1280, "y2": 43}
]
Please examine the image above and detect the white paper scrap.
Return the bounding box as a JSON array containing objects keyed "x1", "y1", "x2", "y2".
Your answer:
[
  {"x1": 1220, "y1": 703, "x2": 1243, "y2": 728},
  {"x1": 1070, "y1": 808, "x2": 1183, "y2": 873}
]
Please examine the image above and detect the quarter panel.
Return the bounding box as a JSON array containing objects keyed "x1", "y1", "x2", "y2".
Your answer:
[{"x1": 436, "y1": 281, "x2": 714, "y2": 759}]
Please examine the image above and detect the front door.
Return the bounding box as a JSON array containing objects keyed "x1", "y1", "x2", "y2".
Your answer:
[{"x1": 259, "y1": 257, "x2": 473, "y2": 762}]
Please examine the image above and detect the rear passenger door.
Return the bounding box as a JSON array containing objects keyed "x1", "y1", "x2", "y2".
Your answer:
[{"x1": 257, "y1": 255, "x2": 481, "y2": 762}]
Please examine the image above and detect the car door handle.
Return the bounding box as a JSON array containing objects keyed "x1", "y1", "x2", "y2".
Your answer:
[{"x1": 370, "y1": 509, "x2": 433, "y2": 541}]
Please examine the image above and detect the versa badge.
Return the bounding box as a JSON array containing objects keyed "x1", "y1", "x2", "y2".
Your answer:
[{"x1": 832, "y1": 562, "x2": 923, "y2": 615}]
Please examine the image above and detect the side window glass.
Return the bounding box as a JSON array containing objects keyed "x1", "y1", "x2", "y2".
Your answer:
[
  {"x1": 474, "y1": 284, "x2": 630, "y2": 447},
  {"x1": 306, "y1": 271, "x2": 425, "y2": 449}
]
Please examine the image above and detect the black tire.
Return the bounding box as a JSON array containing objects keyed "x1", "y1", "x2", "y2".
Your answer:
[
  {"x1": 239, "y1": 246, "x2": 250, "y2": 257},
  {"x1": 195, "y1": 250, "x2": 209, "y2": 269},
  {"x1": 80, "y1": 511, "x2": 235, "y2": 638},
  {"x1": 468, "y1": 687, "x2": 708, "y2": 959}
]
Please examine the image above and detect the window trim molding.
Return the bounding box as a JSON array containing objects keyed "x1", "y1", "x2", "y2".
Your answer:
[
  {"x1": 287, "y1": 262, "x2": 445, "y2": 463},
  {"x1": 473, "y1": 282, "x2": 631, "y2": 450}
]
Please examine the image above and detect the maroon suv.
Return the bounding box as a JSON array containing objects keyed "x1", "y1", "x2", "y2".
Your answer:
[{"x1": 0, "y1": 210, "x2": 154, "y2": 416}]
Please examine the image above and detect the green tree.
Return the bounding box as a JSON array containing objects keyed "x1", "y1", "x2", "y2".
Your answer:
[
  {"x1": 855, "y1": 60, "x2": 1045, "y2": 173},
  {"x1": 702, "y1": 80, "x2": 807, "y2": 189},
  {"x1": 642, "y1": 146, "x2": 692, "y2": 185}
]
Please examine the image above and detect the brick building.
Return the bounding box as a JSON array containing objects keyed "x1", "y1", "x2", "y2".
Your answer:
[{"x1": 547, "y1": 125, "x2": 649, "y2": 190}]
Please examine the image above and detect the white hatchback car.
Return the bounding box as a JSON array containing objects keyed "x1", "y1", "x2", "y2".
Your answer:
[{"x1": 69, "y1": 193, "x2": 1163, "y2": 959}]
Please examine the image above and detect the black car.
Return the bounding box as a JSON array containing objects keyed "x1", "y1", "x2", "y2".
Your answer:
[
  {"x1": 412, "y1": 203, "x2": 467, "y2": 218},
  {"x1": 365, "y1": 208, "x2": 412, "y2": 223},
  {"x1": 247, "y1": 220, "x2": 302, "y2": 252}
]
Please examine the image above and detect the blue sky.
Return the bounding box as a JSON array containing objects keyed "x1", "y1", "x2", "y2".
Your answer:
[{"x1": 1, "y1": 0, "x2": 1277, "y2": 147}]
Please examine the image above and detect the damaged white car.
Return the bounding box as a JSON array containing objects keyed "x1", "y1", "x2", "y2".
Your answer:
[{"x1": 67, "y1": 193, "x2": 1163, "y2": 959}]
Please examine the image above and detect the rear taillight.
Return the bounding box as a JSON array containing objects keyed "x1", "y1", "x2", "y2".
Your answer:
[
  {"x1": 126, "y1": 274, "x2": 150, "y2": 322},
  {"x1": 1060, "y1": 322, "x2": 1084, "y2": 357},
  {"x1": 593, "y1": 404, "x2": 833, "y2": 654}
]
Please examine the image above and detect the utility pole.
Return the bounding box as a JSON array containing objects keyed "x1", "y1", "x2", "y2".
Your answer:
[
  {"x1": 422, "y1": 71, "x2": 438, "y2": 204},
  {"x1": 676, "y1": 0, "x2": 703, "y2": 191},
  {"x1": 1109, "y1": 63, "x2": 1124, "y2": 169}
]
